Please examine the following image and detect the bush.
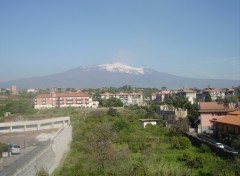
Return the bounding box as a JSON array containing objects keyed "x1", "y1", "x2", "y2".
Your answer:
[
  {"x1": 0, "y1": 143, "x2": 8, "y2": 153},
  {"x1": 107, "y1": 108, "x2": 118, "y2": 117},
  {"x1": 170, "y1": 136, "x2": 191, "y2": 149},
  {"x1": 199, "y1": 144, "x2": 211, "y2": 153},
  {"x1": 178, "y1": 153, "x2": 204, "y2": 170},
  {"x1": 112, "y1": 119, "x2": 129, "y2": 132}
]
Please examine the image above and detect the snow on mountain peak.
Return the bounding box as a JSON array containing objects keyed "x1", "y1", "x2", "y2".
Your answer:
[{"x1": 98, "y1": 62, "x2": 145, "y2": 75}]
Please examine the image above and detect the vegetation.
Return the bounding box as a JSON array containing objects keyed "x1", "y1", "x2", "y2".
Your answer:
[
  {"x1": 0, "y1": 88, "x2": 239, "y2": 175},
  {"x1": 50, "y1": 106, "x2": 240, "y2": 176},
  {"x1": 0, "y1": 142, "x2": 8, "y2": 154},
  {"x1": 205, "y1": 92, "x2": 212, "y2": 102},
  {"x1": 99, "y1": 97, "x2": 123, "y2": 107}
]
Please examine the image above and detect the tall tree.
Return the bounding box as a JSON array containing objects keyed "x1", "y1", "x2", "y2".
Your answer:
[{"x1": 205, "y1": 92, "x2": 212, "y2": 102}]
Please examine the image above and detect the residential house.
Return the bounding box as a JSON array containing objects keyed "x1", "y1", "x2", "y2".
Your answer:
[
  {"x1": 211, "y1": 110, "x2": 240, "y2": 141},
  {"x1": 150, "y1": 90, "x2": 173, "y2": 102},
  {"x1": 35, "y1": 92, "x2": 98, "y2": 109},
  {"x1": 202, "y1": 87, "x2": 225, "y2": 101},
  {"x1": 176, "y1": 89, "x2": 196, "y2": 104},
  {"x1": 198, "y1": 102, "x2": 235, "y2": 133}
]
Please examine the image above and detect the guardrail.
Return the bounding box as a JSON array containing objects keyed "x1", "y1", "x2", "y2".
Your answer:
[{"x1": 0, "y1": 117, "x2": 70, "y2": 133}]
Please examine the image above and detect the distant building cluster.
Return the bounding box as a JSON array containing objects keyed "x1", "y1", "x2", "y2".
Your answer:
[
  {"x1": 150, "y1": 87, "x2": 237, "y2": 104},
  {"x1": 34, "y1": 92, "x2": 99, "y2": 109}
]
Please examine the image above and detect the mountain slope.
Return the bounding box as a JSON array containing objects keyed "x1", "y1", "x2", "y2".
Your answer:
[{"x1": 0, "y1": 63, "x2": 239, "y2": 89}]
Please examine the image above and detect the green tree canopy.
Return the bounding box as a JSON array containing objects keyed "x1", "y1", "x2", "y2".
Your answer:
[{"x1": 205, "y1": 92, "x2": 212, "y2": 102}]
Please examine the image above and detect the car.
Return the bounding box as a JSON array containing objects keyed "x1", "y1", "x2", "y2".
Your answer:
[
  {"x1": 8, "y1": 144, "x2": 21, "y2": 154},
  {"x1": 215, "y1": 143, "x2": 224, "y2": 149}
]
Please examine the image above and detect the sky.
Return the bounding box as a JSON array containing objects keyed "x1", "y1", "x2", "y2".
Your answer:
[{"x1": 0, "y1": 0, "x2": 239, "y2": 82}]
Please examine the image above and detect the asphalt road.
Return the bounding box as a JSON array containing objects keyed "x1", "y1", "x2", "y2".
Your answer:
[
  {"x1": 0, "y1": 146, "x2": 36, "y2": 171},
  {"x1": 0, "y1": 129, "x2": 58, "y2": 148}
]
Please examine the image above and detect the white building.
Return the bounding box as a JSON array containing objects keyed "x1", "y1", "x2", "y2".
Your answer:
[
  {"x1": 101, "y1": 92, "x2": 144, "y2": 105},
  {"x1": 176, "y1": 89, "x2": 196, "y2": 104}
]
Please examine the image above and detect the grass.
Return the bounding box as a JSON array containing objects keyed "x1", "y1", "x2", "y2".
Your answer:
[{"x1": 32, "y1": 107, "x2": 237, "y2": 176}]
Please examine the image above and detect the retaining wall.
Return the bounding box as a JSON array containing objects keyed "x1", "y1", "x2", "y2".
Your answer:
[{"x1": 0, "y1": 125, "x2": 72, "y2": 176}]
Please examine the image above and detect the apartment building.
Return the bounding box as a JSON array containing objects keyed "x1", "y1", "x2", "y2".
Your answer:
[
  {"x1": 100, "y1": 92, "x2": 143, "y2": 106},
  {"x1": 197, "y1": 102, "x2": 235, "y2": 133},
  {"x1": 35, "y1": 92, "x2": 98, "y2": 109},
  {"x1": 202, "y1": 87, "x2": 225, "y2": 101},
  {"x1": 211, "y1": 110, "x2": 240, "y2": 141},
  {"x1": 176, "y1": 89, "x2": 196, "y2": 104}
]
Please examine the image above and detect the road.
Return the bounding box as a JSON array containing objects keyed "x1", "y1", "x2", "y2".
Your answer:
[
  {"x1": 0, "y1": 146, "x2": 36, "y2": 171},
  {"x1": 193, "y1": 132, "x2": 239, "y2": 155}
]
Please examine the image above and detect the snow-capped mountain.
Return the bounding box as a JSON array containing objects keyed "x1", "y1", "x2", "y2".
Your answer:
[
  {"x1": 98, "y1": 63, "x2": 145, "y2": 75},
  {"x1": 0, "y1": 63, "x2": 238, "y2": 89}
]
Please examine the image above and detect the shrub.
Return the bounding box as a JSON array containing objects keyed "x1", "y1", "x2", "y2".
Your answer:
[
  {"x1": 170, "y1": 136, "x2": 191, "y2": 149},
  {"x1": 107, "y1": 108, "x2": 118, "y2": 117},
  {"x1": 0, "y1": 143, "x2": 8, "y2": 153},
  {"x1": 199, "y1": 144, "x2": 211, "y2": 153},
  {"x1": 112, "y1": 119, "x2": 129, "y2": 132}
]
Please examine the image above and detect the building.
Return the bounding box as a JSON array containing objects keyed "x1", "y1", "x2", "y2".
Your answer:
[
  {"x1": 197, "y1": 102, "x2": 235, "y2": 133},
  {"x1": 139, "y1": 119, "x2": 159, "y2": 128},
  {"x1": 35, "y1": 92, "x2": 98, "y2": 109},
  {"x1": 202, "y1": 87, "x2": 225, "y2": 101},
  {"x1": 100, "y1": 92, "x2": 143, "y2": 106},
  {"x1": 211, "y1": 110, "x2": 240, "y2": 141},
  {"x1": 176, "y1": 89, "x2": 196, "y2": 104},
  {"x1": 11, "y1": 85, "x2": 17, "y2": 95},
  {"x1": 156, "y1": 105, "x2": 187, "y2": 120}
]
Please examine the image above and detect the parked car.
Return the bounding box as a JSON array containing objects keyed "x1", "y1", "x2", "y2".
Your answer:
[
  {"x1": 215, "y1": 143, "x2": 224, "y2": 149},
  {"x1": 8, "y1": 144, "x2": 21, "y2": 154}
]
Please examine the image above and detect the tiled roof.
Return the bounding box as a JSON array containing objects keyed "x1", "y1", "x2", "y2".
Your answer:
[
  {"x1": 58, "y1": 92, "x2": 89, "y2": 97},
  {"x1": 36, "y1": 92, "x2": 90, "y2": 98},
  {"x1": 229, "y1": 110, "x2": 240, "y2": 116},
  {"x1": 199, "y1": 102, "x2": 226, "y2": 110},
  {"x1": 35, "y1": 94, "x2": 52, "y2": 98},
  {"x1": 198, "y1": 102, "x2": 234, "y2": 113},
  {"x1": 211, "y1": 115, "x2": 240, "y2": 126},
  {"x1": 178, "y1": 89, "x2": 196, "y2": 93}
]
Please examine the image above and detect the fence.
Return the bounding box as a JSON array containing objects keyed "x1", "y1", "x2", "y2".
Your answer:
[{"x1": 0, "y1": 126, "x2": 72, "y2": 176}]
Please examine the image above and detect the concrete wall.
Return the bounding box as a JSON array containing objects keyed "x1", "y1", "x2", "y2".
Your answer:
[
  {"x1": 0, "y1": 117, "x2": 70, "y2": 133},
  {"x1": 143, "y1": 121, "x2": 157, "y2": 128},
  {"x1": 0, "y1": 125, "x2": 72, "y2": 176}
]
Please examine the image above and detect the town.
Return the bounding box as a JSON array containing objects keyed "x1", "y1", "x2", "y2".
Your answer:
[{"x1": 0, "y1": 84, "x2": 239, "y2": 175}]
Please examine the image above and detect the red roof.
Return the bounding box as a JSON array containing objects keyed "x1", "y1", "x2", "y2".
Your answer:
[
  {"x1": 36, "y1": 92, "x2": 90, "y2": 98},
  {"x1": 58, "y1": 92, "x2": 90, "y2": 97},
  {"x1": 211, "y1": 115, "x2": 240, "y2": 126},
  {"x1": 229, "y1": 110, "x2": 240, "y2": 116},
  {"x1": 178, "y1": 89, "x2": 196, "y2": 93},
  {"x1": 198, "y1": 102, "x2": 234, "y2": 113},
  {"x1": 35, "y1": 94, "x2": 52, "y2": 98}
]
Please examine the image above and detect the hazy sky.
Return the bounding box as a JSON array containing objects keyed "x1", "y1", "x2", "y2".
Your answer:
[{"x1": 0, "y1": 0, "x2": 239, "y2": 82}]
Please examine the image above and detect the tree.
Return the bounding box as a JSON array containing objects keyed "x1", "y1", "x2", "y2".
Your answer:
[
  {"x1": 107, "y1": 107, "x2": 118, "y2": 117},
  {"x1": 87, "y1": 123, "x2": 116, "y2": 170},
  {"x1": 175, "y1": 118, "x2": 190, "y2": 133},
  {"x1": 5, "y1": 99, "x2": 34, "y2": 115},
  {"x1": 205, "y1": 92, "x2": 212, "y2": 102},
  {"x1": 112, "y1": 118, "x2": 129, "y2": 132},
  {"x1": 224, "y1": 94, "x2": 239, "y2": 104}
]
